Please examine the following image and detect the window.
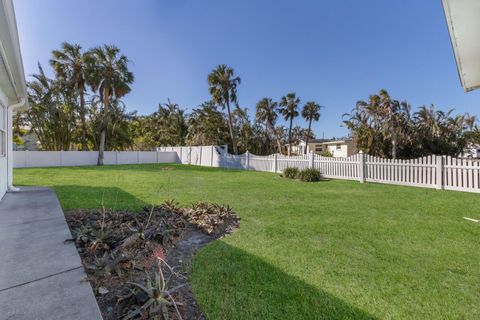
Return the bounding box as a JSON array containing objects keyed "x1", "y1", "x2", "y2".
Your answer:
[
  {"x1": 336, "y1": 144, "x2": 341, "y2": 150},
  {"x1": 315, "y1": 145, "x2": 323, "y2": 152},
  {"x1": 0, "y1": 104, "x2": 6, "y2": 157}
]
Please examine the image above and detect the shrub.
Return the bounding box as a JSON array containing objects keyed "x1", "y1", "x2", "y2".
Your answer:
[
  {"x1": 320, "y1": 150, "x2": 333, "y2": 157},
  {"x1": 297, "y1": 168, "x2": 322, "y2": 182},
  {"x1": 283, "y1": 167, "x2": 299, "y2": 179}
]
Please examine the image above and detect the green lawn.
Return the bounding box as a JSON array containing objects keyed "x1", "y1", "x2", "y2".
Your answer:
[{"x1": 15, "y1": 164, "x2": 479, "y2": 319}]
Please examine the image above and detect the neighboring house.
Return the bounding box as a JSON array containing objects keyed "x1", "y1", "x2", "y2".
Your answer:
[
  {"x1": 460, "y1": 144, "x2": 480, "y2": 159},
  {"x1": 0, "y1": 0, "x2": 28, "y2": 199},
  {"x1": 13, "y1": 131, "x2": 40, "y2": 151},
  {"x1": 292, "y1": 139, "x2": 331, "y2": 155},
  {"x1": 285, "y1": 139, "x2": 357, "y2": 157},
  {"x1": 319, "y1": 140, "x2": 357, "y2": 157}
]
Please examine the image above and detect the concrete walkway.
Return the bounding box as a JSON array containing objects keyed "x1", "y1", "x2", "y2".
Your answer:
[{"x1": 0, "y1": 187, "x2": 102, "y2": 320}]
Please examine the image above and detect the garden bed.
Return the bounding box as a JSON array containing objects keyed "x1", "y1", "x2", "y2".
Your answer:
[{"x1": 65, "y1": 202, "x2": 240, "y2": 320}]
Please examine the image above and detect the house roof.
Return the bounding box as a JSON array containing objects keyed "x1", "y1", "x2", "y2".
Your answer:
[
  {"x1": 0, "y1": 0, "x2": 27, "y2": 108},
  {"x1": 308, "y1": 139, "x2": 332, "y2": 144},
  {"x1": 321, "y1": 140, "x2": 351, "y2": 145},
  {"x1": 442, "y1": 0, "x2": 480, "y2": 92}
]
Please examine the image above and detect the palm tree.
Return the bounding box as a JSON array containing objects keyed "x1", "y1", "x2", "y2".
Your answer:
[
  {"x1": 274, "y1": 125, "x2": 287, "y2": 154},
  {"x1": 378, "y1": 89, "x2": 399, "y2": 159},
  {"x1": 85, "y1": 45, "x2": 134, "y2": 165},
  {"x1": 207, "y1": 64, "x2": 241, "y2": 154},
  {"x1": 278, "y1": 93, "x2": 300, "y2": 155},
  {"x1": 255, "y1": 98, "x2": 278, "y2": 154},
  {"x1": 50, "y1": 42, "x2": 89, "y2": 150},
  {"x1": 27, "y1": 63, "x2": 76, "y2": 151},
  {"x1": 301, "y1": 101, "x2": 323, "y2": 154}
]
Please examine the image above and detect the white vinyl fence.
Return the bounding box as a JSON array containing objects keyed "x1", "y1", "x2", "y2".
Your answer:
[
  {"x1": 13, "y1": 151, "x2": 178, "y2": 168},
  {"x1": 160, "y1": 145, "x2": 480, "y2": 193},
  {"x1": 14, "y1": 146, "x2": 480, "y2": 193}
]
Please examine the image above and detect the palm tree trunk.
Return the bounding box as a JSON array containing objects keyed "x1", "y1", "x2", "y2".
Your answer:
[
  {"x1": 288, "y1": 117, "x2": 293, "y2": 156},
  {"x1": 225, "y1": 100, "x2": 238, "y2": 154},
  {"x1": 79, "y1": 90, "x2": 88, "y2": 151},
  {"x1": 305, "y1": 118, "x2": 312, "y2": 154},
  {"x1": 276, "y1": 138, "x2": 283, "y2": 154},
  {"x1": 391, "y1": 129, "x2": 397, "y2": 159},
  {"x1": 265, "y1": 123, "x2": 272, "y2": 154},
  {"x1": 98, "y1": 90, "x2": 110, "y2": 166}
]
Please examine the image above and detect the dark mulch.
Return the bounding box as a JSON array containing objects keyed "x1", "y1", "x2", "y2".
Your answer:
[{"x1": 65, "y1": 202, "x2": 240, "y2": 320}]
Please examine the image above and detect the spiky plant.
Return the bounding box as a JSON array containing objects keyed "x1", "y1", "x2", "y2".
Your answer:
[{"x1": 123, "y1": 258, "x2": 184, "y2": 319}]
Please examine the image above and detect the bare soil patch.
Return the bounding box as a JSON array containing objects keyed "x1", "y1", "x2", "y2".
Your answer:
[{"x1": 65, "y1": 202, "x2": 240, "y2": 320}]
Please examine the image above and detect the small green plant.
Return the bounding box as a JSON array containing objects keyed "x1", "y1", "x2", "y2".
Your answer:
[
  {"x1": 283, "y1": 167, "x2": 299, "y2": 179},
  {"x1": 319, "y1": 150, "x2": 333, "y2": 157},
  {"x1": 124, "y1": 258, "x2": 184, "y2": 320},
  {"x1": 297, "y1": 168, "x2": 322, "y2": 182}
]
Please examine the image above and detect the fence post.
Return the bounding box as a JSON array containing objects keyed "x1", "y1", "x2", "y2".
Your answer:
[
  {"x1": 273, "y1": 153, "x2": 278, "y2": 173},
  {"x1": 309, "y1": 151, "x2": 314, "y2": 168},
  {"x1": 59, "y1": 150, "x2": 63, "y2": 167},
  {"x1": 211, "y1": 146, "x2": 214, "y2": 167},
  {"x1": 25, "y1": 150, "x2": 28, "y2": 168},
  {"x1": 137, "y1": 150, "x2": 140, "y2": 164},
  {"x1": 156, "y1": 150, "x2": 159, "y2": 163},
  {"x1": 436, "y1": 155, "x2": 444, "y2": 190},
  {"x1": 246, "y1": 151, "x2": 250, "y2": 170},
  {"x1": 189, "y1": 147, "x2": 192, "y2": 165},
  {"x1": 115, "y1": 151, "x2": 118, "y2": 165},
  {"x1": 224, "y1": 145, "x2": 228, "y2": 168},
  {"x1": 358, "y1": 151, "x2": 365, "y2": 183}
]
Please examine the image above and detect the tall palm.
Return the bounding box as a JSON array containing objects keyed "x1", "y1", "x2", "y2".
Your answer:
[
  {"x1": 378, "y1": 89, "x2": 399, "y2": 159},
  {"x1": 301, "y1": 101, "x2": 323, "y2": 154},
  {"x1": 278, "y1": 93, "x2": 300, "y2": 155},
  {"x1": 255, "y1": 98, "x2": 278, "y2": 154},
  {"x1": 50, "y1": 42, "x2": 89, "y2": 150},
  {"x1": 208, "y1": 64, "x2": 241, "y2": 154},
  {"x1": 85, "y1": 45, "x2": 134, "y2": 165}
]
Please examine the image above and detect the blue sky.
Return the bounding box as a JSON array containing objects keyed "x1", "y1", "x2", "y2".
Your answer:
[{"x1": 13, "y1": 0, "x2": 480, "y2": 138}]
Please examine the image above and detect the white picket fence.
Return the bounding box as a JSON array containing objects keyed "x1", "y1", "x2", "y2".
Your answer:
[
  {"x1": 13, "y1": 146, "x2": 480, "y2": 193},
  {"x1": 159, "y1": 145, "x2": 480, "y2": 193}
]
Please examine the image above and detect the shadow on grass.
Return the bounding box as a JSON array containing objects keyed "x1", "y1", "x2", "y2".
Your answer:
[
  {"x1": 53, "y1": 185, "x2": 148, "y2": 211},
  {"x1": 20, "y1": 163, "x2": 273, "y2": 175},
  {"x1": 192, "y1": 241, "x2": 377, "y2": 320}
]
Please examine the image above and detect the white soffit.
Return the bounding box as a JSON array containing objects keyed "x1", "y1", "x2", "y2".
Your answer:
[
  {"x1": 0, "y1": 0, "x2": 27, "y2": 105},
  {"x1": 442, "y1": 0, "x2": 480, "y2": 92}
]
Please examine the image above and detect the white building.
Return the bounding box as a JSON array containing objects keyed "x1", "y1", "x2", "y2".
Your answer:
[
  {"x1": 287, "y1": 139, "x2": 357, "y2": 157},
  {"x1": 0, "y1": 0, "x2": 27, "y2": 199}
]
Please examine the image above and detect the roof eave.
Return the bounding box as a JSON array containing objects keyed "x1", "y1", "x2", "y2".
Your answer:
[
  {"x1": 0, "y1": 0, "x2": 27, "y2": 107},
  {"x1": 442, "y1": 0, "x2": 480, "y2": 92}
]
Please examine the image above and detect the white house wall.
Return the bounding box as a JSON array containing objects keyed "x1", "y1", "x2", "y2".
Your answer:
[
  {"x1": 326, "y1": 144, "x2": 348, "y2": 157},
  {"x1": 0, "y1": 86, "x2": 7, "y2": 199}
]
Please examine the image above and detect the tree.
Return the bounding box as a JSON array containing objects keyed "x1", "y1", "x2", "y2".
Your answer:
[
  {"x1": 256, "y1": 98, "x2": 278, "y2": 154},
  {"x1": 143, "y1": 99, "x2": 188, "y2": 147},
  {"x1": 89, "y1": 97, "x2": 136, "y2": 150},
  {"x1": 278, "y1": 93, "x2": 300, "y2": 155},
  {"x1": 208, "y1": 64, "x2": 241, "y2": 154},
  {"x1": 274, "y1": 125, "x2": 287, "y2": 154},
  {"x1": 378, "y1": 89, "x2": 400, "y2": 159},
  {"x1": 26, "y1": 63, "x2": 77, "y2": 150},
  {"x1": 186, "y1": 101, "x2": 230, "y2": 146},
  {"x1": 85, "y1": 45, "x2": 134, "y2": 165},
  {"x1": 12, "y1": 112, "x2": 27, "y2": 147},
  {"x1": 50, "y1": 42, "x2": 89, "y2": 150},
  {"x1": 343, "y1": 89, "x2": 476, "y2": 158},
  {"x1": 301, "y1": 101, "x2": 322, "y2": 154}
]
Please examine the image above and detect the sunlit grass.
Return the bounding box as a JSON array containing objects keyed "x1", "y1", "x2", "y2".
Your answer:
[{"x1": 15, "y1": 163, "x2": 480, "y2": 319}]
